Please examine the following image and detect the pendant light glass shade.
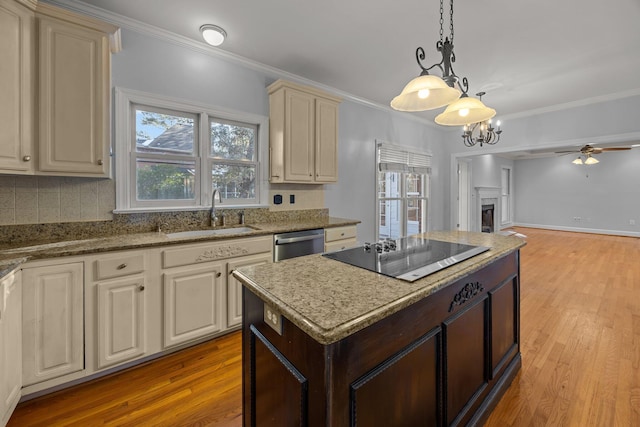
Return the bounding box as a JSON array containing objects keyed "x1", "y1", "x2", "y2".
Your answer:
[
  {"x1": 584, "y1": 155, "x2": 599, "y2": 165},
  {"x1": 391, "y1": 74, "x2": 461, "y2": 112},
  {"x1": 572, "y1": 157, "x2": 583, "y2": 165},
  {"x1": 435, "y1": 95, "x2": 496, "y2": 126}
]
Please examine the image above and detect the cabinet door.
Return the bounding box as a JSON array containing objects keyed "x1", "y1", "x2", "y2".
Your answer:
[
  {"x1": 163, "y1": 262, "x2": 225, "y2": 348},
  {"x1": 97, "y1": 276, "x2": 146, "y2": 369},
  {"x1": 22, "y1": 263, "x2": 84, "y2": 386},
  {"x1": 227, "y1": 253, "x2": 272, "y2": 328},
  {"x1": 38, "y1": 16, "x2": 110, "y2": 176},
  {"x1": 284, "y1": 89, "x2": 315, "y2": 182},
  {"x1": 314, "y1": 98, "x2": 338, "y2": 182},
  {"x1": 0, "y1": 0, "x2": 34, "y2": 174},
  {"x1": 0, "y1": 271, "x2": 22, "y2": 427}
]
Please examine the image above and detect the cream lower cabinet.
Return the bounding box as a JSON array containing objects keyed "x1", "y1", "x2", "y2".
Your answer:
[
  {"x1": 96, "y1": 276, "x2": 146, "y2": 369},
  {"x1": 227, "y1": 253, "x2": 272, "y2": 328},
  {"x1": 163, "y1": 262, "x2": 225, "y2": 349},
  {"x1": 22, "y1": 262, "x2": 84, "y2": 387},
  {"x1": 161, "y1": 235, "x2": 272, "y2": 348},
  {"x1": 0, "y1": 270, "x2": 22, "y2": 427},
  {"x1": 324, "y1": 225, "x2": 358, "y2": 252}
]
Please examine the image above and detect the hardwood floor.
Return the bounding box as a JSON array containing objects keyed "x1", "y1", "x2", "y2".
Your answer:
[{"x1": 9, "y1": 227, "x2": 640, "y2": 426}]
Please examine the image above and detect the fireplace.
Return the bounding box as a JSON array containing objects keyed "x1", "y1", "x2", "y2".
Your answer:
[
  {"x1": 475, "y1": 187, "x2": 501, "y2": 233},
  {"x1": 482, "y1": 204, "x2": 495, "y2": 233}
]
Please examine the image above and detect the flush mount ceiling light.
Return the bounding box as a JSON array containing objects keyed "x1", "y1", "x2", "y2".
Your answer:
[
  {"x1": 200, "y1": 24, "x2": 227, "y2": 46},
  {"x1": 390, "y1": 0, "x2": 498, "y2": 129}
]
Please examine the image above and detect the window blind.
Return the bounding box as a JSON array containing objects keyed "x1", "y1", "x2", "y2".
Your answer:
[{"x1": 378, "y1": 143, "x2": 432, "y2": 174}]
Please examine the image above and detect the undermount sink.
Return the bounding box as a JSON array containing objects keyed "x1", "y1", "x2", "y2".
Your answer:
[{"x1": 165, "y1": 227, "x2": 256, "y2": 239}]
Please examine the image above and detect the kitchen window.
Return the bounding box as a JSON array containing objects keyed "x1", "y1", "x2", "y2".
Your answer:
[
  {"x1": 376, "y1": 142, "x2": 431, "y2": 240},
  {"x1": 115, "y1": 88, "x2": 267, "y2": 211}
]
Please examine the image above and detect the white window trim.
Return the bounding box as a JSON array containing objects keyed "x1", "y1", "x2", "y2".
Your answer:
[
  {"x1": 375, "y1": 140, "x2": 432, "y2": 240},
  {"x1": 114, "y1": 87, "x2": 269, "y2": 213}
]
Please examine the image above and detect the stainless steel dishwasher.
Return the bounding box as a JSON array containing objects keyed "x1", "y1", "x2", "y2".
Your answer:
[{"x1": 273, "y1": 228, "x2": 324, "y2": 262}]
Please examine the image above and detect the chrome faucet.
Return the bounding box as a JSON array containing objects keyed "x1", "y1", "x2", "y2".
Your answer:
[{"x1": 211, "y1": 188, "x2": 222, "y2": 226}]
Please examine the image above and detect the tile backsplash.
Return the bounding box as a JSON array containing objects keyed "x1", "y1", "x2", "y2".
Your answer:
[{"x1": 0, "y1": 176, "x2": 115, "y2": 225}]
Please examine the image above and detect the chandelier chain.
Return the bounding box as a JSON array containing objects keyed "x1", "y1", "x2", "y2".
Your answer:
[
  {"x1": 449, "y1": 0, "x2": 454, "y2": 41},
  {"x1": 439, "y1": 0, "x2": 444, "y2": 42}
]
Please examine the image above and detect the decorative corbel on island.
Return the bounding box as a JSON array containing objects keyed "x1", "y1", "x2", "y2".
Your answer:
[{"x1": 233, "y1": 231, "x2": 526, "y2": 426}]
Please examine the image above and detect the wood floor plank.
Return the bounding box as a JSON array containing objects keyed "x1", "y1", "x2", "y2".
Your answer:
[{"x1": 8, "y1": 227, "x2": 640, "y2": 426}]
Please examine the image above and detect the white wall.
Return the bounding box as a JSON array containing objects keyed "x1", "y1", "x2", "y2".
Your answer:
[
  {"x1": 325, "y1": 102, "x2": 447, "y2": 242},
  {"x1": 444, "y1": 95, "x2": 640, "y2": 233},
  {"x1": 514, "y1": 149, "x2": 640, "y2": 236},
  {"x1": 112, "y1": 28, "x2": 451, "y2": 241}
]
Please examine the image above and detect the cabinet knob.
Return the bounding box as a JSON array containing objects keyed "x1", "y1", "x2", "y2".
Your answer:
[
  {"x1": 117, "y1": 263, "x2": 127, "y2": 270},
  {"x1": 138, "y1": 285, "x2": 145, "y2": 291},
  {"x1": 23, "y1": 155, "x2": 31, "y2": 162},
  {"x1": 216, "y1": 272, "x2": 222, "y2": 278},
  {"x1": 97, "y1": 159, "x2": 104, "y2": 165}
]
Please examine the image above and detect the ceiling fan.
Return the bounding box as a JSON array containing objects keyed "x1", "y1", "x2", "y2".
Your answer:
[
  {"x1": 554, "y1": 144, "x2": 633, "y2": 156},
  {"x1": 555, "y1": 144, "x2": 635, "y2": 165}
]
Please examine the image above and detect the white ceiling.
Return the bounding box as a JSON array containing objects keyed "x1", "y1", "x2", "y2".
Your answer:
[{"x1": 68, "y1": 0, "x2": 640, "y2": 123}]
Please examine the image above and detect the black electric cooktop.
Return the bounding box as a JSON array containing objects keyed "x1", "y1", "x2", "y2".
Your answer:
[{"x1": 323, "y1": 236, "x2": 490, "y2": 282}]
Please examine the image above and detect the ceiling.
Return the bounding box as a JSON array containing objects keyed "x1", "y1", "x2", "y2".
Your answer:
[{"x1": 63, "y1": 0, "x2": 640, "y2": 159}]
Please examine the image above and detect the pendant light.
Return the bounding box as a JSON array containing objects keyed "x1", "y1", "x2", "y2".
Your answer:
[
  {"x1": 436, "y1": 91, "x2": 496, "y2": 126},
  {"x1": 391, "y1": 0, "x2": 500, "y2": 130}
]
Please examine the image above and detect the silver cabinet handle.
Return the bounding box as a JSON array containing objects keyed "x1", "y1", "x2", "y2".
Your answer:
[
  {"x1": 117, "y1": 263, "x2": 127, "y2": 270},
  {"x1": 23, "y1": 155, "x2": 31, "y2": 162}
]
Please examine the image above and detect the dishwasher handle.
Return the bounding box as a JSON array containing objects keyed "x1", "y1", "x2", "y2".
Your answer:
[{"x1": 275, "y1": 234, "x2": 324, "y2": 245}]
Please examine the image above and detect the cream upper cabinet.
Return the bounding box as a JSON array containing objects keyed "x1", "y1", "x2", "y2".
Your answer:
[
  {"x1": 36, "y1": 4, "x2": 119, "y2": 177},
  {"x1": 0, "y1": 0, "x2": 34, "y2": 174},
  {"x1": 0, "y1": 0, "x2": 120, "y2": 177},
  {"x1": 268, "y1": 80, "x2": 341, "y2": 184}
]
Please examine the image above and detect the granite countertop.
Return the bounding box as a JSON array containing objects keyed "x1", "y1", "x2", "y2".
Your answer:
[
  {"x1": 233, "y1": 230, "x2": 526, "y2": 345},
  {"x1": 0, "y1": 217, "x2": 359, "y2": 266}
]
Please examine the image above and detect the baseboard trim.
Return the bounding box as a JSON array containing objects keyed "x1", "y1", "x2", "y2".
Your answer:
[{"x1": 513, "y1": 223, "x2": 640, "y2": 238}]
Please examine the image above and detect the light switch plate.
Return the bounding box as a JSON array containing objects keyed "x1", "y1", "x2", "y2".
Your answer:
[{"x1": 263, "y1": 304, "x2": 283, "y2": 335}]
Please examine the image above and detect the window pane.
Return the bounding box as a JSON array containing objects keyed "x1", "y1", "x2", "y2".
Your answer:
[
  {"x1": 136, "y1": 160, "x2": 196, "y2": 200},
  {"x1": 210, "y1": 120, "x2": 256, "y2": 161},
  {"x1": 379, "y1": 199, "x2": 402, "y2": 239},
  {"x1": 378, "y1": 172, "x2": 401, "y2": 198},
  {"x1": 212, "y1": 163, "x2": 256, "y2": 200},
  {"x1": 406, "y1": 173, "x2": 425, "y2": 197},
  {"x1": 135, "y1": 108, "x2": 195, "y2": 155},
  {"x1": 406, "y1": 198, "x2": 427, "y2": 236}
]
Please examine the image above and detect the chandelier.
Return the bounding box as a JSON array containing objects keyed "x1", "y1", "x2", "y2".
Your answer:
[
  {"x1": 390, "y1": 0, "x2": 497, "y2": 129},
  {"x1": 461, "y1": 92, "x2": 502, "y2": 147}
]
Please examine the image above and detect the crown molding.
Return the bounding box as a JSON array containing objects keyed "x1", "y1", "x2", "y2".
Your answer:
[{"x1": 44, "y1": 0, "x2": 638, "y2": 130}]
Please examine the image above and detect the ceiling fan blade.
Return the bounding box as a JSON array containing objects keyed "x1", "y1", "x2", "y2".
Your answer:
[
  {"x1": 599, "y1": 147, "x2": 632, "y2": 151},
  {"x1": 554, "y1": 150, "x2": 579, "y2": 154}
]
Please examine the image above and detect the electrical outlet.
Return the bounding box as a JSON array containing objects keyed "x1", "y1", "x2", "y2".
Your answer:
[
  {"x1": 630, "y1": 219, "x2": 636, "y2": 226},
  {"x1": 263, "y1": 304, "x2": 283, "y2": 335}
]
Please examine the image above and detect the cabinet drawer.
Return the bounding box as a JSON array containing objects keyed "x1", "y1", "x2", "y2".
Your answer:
[
  {"x1": 162, "y1": 236, "x2": 272, "y2": 269},
  {"x1": 324, "y1": 238, "x2": 358, "y2": 253},
  {"x1": 325, "y1": 226, "x2": 357, "y2": 242},
  {"x1": 95, "y1": 254, "x2": 145, "y2": 280}
]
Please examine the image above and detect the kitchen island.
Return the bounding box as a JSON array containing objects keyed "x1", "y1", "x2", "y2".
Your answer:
[{"x1": 233, "y1": 231, "x2": 526, "y2": 426}]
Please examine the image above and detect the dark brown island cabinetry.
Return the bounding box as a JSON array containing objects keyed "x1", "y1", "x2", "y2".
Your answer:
[{"x1": 240, "y1": 250, "x2": 521, "y2": 426}]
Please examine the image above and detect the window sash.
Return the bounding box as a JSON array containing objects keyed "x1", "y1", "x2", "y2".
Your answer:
[{"x1": 115, "y1": 88, "x2": 267, "y2": 212}]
